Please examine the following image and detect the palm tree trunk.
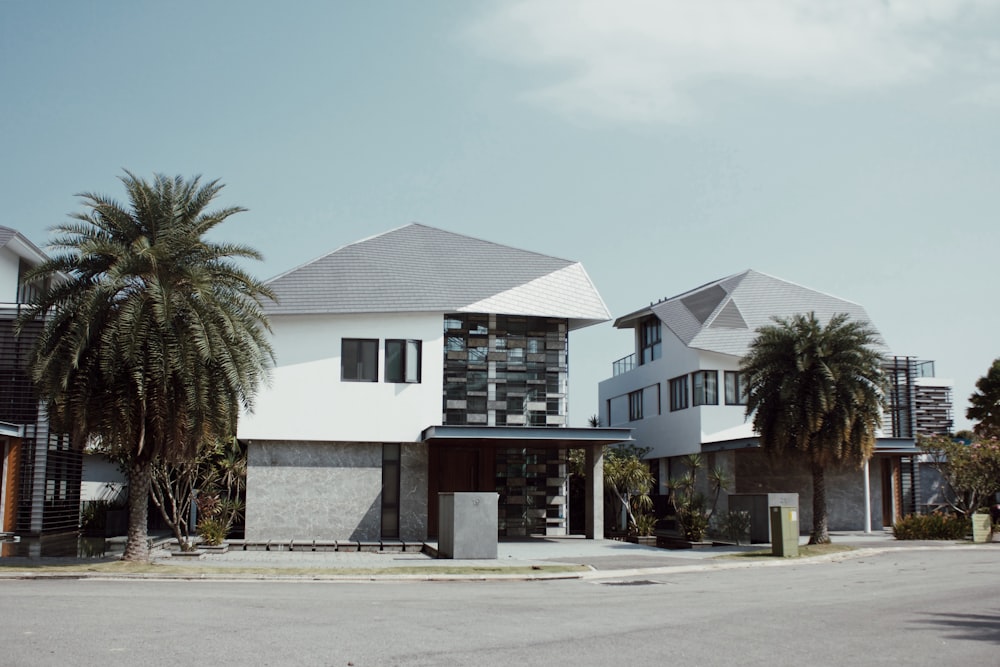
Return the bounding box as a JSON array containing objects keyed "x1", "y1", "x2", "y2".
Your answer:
[
  {"x1": 122, "y1": 458, "x2": 152, "y2": 561},
  {"x1": 809, "y1": 462, "x2": 830, "y2": 545}
]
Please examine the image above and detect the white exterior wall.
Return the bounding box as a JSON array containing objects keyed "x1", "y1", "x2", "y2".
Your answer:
[
  {"x1": 696, "y1": 350, "x2": 753, "y2": 441},
  {"x1": 238, "y1": 311, "x2": 444, "y2": 443},
  {"x1": 598, "y1": 331, "x2": 702, "y2": 459},
  {"x1": 0, "y1": 247, "x2": 21, "y2": 304},
  {"x1": 598, "y1": 330, "x2": 755, "y2": 460}
]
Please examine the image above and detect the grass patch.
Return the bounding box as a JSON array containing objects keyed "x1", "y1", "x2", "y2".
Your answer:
[
  {"x1": 0, "y1": 559, "x2": 587, "y2": 577},
  {"x1": 723, "y1": 544, "x2": 856, "y2": 559}
]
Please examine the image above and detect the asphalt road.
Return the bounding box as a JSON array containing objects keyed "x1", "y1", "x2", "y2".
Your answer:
[{"x1": 1, "y1": 548, "x2": 997, "y2": 666}]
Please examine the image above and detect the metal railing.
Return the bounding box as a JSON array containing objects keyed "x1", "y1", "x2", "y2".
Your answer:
[{"x1": 612, "y1": 353, "x2": 636, "y2": 376}]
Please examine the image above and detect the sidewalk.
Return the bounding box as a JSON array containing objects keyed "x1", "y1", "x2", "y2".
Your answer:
[{"x1": 2, "y1": 530, "x2": 987, "y2": 581}]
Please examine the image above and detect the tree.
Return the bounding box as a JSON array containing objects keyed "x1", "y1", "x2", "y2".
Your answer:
[
  {"x1": 603, "y1": 443, "x2": 654, "y2": 533},
  {"x1": 741, "y1": 312, "x2": 885, "y2": 544},
  {"x1": 919, "y1": 435, "x2": 1000, "y2": 515},
  {"x1": 967, "y1": 358, "x2": 1000, "y2": 440},
  {"x1": 18, "y1": 172, "x2": 274, "y2": 561}
]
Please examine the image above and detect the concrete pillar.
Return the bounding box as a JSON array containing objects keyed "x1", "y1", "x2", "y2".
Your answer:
[{"x1": 585, "y1": 443, "x2": 604, "y2": 539}]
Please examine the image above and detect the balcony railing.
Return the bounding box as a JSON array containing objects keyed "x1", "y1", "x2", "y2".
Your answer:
[{"x1": 612, "y1": 353, "x2": 636, "y2": 377}]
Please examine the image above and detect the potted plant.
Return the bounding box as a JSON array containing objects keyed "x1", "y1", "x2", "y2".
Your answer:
[
  {"x1": 971, "y1": 509, "x2": 993, "y2": 543},
  {"x1": 628, "y1": 513, "x2": 659, "y2": 546},
  {"x1": 195, "y1": 493, "x2": 231, "y2": 553}
]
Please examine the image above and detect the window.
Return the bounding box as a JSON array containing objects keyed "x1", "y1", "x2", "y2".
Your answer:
[
  {"x1": 640, "y1": 317, "x2": 662, "y2": 364},
  {"x1": 628, "y1": 389, "x2": 643, "y2": 421},
  {"x1": 669, "y1": 375, "x2": 688, "y2": 411},
  {"x1": 725, "y1": 371, "x2": 748, "y2": 405},
  {"x1": 342, "y1": 338, "x2": 378, "y2": 382},
  {"x1": 386, "y1": 339, "x2": 422, "y2": 383},
  {"x1": 692, "y1": 370, "x2": 719, "y2": 406},
  {"x1": 381, "y1": 444, "x2": 400, "y2": 538}
]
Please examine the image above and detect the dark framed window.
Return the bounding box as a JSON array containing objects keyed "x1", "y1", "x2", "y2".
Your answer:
[
  {"x1": 724, "y1": 371, "x2": 748, "y2": 405},
  {"x1": 628, "y1": 389, "x2": 643, "y2": 421},
  {"x1": 342, "y1": 338, "x2": 378, "y2": 382},
  {"x1": 381, "y1": 444, "x2": 400, "y2": 538},
  {"x1": 640, "y1": 317, "x2": 661, "y2": 364},
  {"x1": 386, "y1": 339, "x2": 422, "y2": 383},
  {"x1": 692, "y1": 370, "x2": 719, "y2": 406},
  {"x1": 669, "y1": 375, "x2": 688, "y2": 411}
]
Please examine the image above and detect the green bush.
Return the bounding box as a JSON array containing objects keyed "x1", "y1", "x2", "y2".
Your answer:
[{"x1": 892, "y1": 513, "x2": 969, "y2": 540}]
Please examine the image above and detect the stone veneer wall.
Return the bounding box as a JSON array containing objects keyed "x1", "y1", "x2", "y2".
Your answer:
[
  {"x1": 734, "y1": 450, "x2": 885, "y2": 532},
  {"x1": 246, "y1": 441, "x2": 383, "y2": 541},
  {"x1": 399, "y1": 443, "x2": 428, "y2": 541}
]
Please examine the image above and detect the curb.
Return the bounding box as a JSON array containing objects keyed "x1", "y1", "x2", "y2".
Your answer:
[{"x1": 1, "y1": 543, "x2": 989, "y2": 583}]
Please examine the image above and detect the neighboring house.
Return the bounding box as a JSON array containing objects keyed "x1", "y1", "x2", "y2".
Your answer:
[
  {"x1": 597, "y1": 269, "x2": 953, "y2": 533},
  {"x1": 238, "y1": 224, "x2": 630, "y2": 543},
  {"x1": 0, "y1": 227, "x2": 81, "y2": 536}
]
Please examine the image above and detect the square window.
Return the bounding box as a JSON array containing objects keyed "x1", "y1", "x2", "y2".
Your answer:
[{"x1": 342, "y1": 339, "x2": 378, "y2": 382}]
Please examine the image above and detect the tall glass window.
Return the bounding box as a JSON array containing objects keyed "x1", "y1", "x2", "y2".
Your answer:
[
  {"x1": 669, "y1": 375, "x2": 688, "y2": 411},
  {"x1": 724, "y1": 371, "x2": 748, "y2": 405},
  {"x1": 640, "y1": 317, "x2": 661, "y2": 364},
  {"x1": 692, "y1": 370, "x2": 719, "y2": 406},
  {"x1": 381, "y1": 444, "x2": 400, "y2": 539}
]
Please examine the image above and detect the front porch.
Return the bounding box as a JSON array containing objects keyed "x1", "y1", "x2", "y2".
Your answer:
[{"x1": 421, "y1": 425, "x2": 632, "y2": 541}]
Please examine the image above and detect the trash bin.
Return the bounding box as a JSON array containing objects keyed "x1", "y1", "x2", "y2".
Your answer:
[{"x1": 770, "y1": 505, "x2": 799, "y2": 557}]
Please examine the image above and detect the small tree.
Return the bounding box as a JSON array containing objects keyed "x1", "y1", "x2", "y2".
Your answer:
[
  {"x1": 919, "y1": 435, "x2": 1000, "y2": 515},
  {"x1": 603, "y1": 444, "x2": 654, "y2": 533},
  {"x1": 968, "y1": 359, "x2": 1000, "y2": 440}
]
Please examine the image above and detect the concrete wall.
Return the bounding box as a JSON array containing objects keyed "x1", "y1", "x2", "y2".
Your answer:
[
  {"x1": 245, "y1": 440, "x2": 428, "y2": 542},
  {"x1": 734, "y1": 450, "x2": 885, "y2": 533}
]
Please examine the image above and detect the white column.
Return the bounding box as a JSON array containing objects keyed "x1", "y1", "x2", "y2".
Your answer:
[
  {"x1": 863, "y1": 459, "x2": 872, "y2": 534},
  {"x1": 585, "y1": 443, "x2": 604, "y2": 539}
]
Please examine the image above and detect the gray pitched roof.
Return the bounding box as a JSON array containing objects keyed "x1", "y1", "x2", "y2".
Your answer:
[
  {"x1": 265, "y1": 223, "x2": 611, "y2": 330},
  {"x1": 621, "y1": 269, "x2": 886, "y2": 357}
]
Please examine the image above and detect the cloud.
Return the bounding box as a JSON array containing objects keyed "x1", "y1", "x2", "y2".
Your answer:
[{"x1": 465, "y1": 0, "x2": 999, "y2": 123}]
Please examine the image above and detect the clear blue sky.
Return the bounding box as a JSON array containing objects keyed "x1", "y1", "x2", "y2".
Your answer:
[{"x1": 2, "y1": 1, "x2": 997, "y2": 429}]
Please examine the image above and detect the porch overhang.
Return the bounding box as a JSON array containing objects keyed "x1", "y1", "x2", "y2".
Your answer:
[
  {"x1": 701, "y1": 436, "x2": 920, "y2": 455},
  {"x1": 0, "y1": 421, "x2": 22, "y2": 438},
  {"x1": 420, "y1": 425, "x2": 633, "y2": 448}
]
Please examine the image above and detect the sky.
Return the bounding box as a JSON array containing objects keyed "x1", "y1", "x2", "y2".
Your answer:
[{"x1": 2, "y1": 0, "x2": 998, "y2": 430}]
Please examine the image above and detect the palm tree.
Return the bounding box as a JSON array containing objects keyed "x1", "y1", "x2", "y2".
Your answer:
[
  {"x1": 741, "y1": 312, "x2": 885, "y2": 544},
  {"x1": 18, "y1": 172, "x2": 274, "y2": 561}
]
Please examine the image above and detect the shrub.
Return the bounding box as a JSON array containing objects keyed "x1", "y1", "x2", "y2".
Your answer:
[
  {"x1": 197, "y1": 517, "x2": 230, "y2": 546},
  {"x1": 892, "y1": 513, "x2": 968, "y2": 540}
]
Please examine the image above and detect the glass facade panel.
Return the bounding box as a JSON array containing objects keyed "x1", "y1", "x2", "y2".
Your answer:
[{"x1": 442, "y1": 314, "x2": 569, "y2": 427}]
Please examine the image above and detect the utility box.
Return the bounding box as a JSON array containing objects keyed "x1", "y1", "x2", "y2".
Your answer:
[
  {"x1": 770, "y1": 505, "x2": 799, "y2": 557},
  {"x1": 729, "y1": 493, "x2": 799, "y2": 543},
  {"x1": 438, "y1": 492, "x2": 499, "y2": 559}
]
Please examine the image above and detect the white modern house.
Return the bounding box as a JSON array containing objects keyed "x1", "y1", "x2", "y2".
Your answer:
[
  {"x1": 238, "y1": 224, "x2": 630, "y2": 543},
  {"x1": 598, "y1": 270, "x2": 953, "y2": 532},
  {"x1": 0, "y1": 227, "x2": 81, "y2": 537}
]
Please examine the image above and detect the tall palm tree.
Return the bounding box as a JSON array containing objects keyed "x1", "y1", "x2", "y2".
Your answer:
[
  {"x1": 741, "y1": 312, "x2": 885, "y2": 544},
  {"x1": 18, "y1": 172, "x2": 274, "y2": 561}
]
